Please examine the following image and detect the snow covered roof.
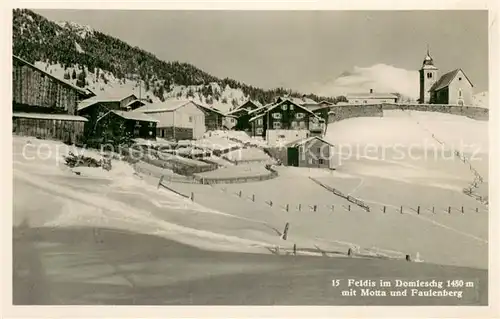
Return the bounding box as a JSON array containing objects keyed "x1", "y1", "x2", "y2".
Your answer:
[
  {"x1": 13, "y1": 112, "x2": 88, "y2": 122},
  {"x1": 429, "y1": 69, "x2": 473, "y2": 92},
  {"x1": 133, "y1": 100, "x2": 193, "y2": 113},
  {"x1": 248, "y1": 112, "x2": 266, "y2": 123},
  {"x1": 346, "y1": 92, "x2": 398, "y2": 99},
  {"x1": 285, "y1": 136, "x2": 334, "y2": 148},
  {"x1": 277, "y1": 96, "x2": 318, "y2": 105},
  {"x1": 77, "y1": 92, "x2": 138, "y2": 111},
  {"x1": 112, "y1": 110, "x2": 159, "y2": 123},
  {"x1": 13, "y1": 55, "x2": 89, "y2": 96}
]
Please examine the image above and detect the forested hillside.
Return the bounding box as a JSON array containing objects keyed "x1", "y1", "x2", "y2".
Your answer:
[{"x1": 13, "y1": 9, "x2": 342, "y2": 110}]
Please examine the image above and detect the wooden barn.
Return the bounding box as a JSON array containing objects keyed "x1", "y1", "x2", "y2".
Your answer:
[
  {"x1": 12, "y1": 113, "x2": 88, "y2": 143},
  {"x1": 12, "y1": 55, "x2": 93, "y2": 143},
  {"x1": 271, "y1": 136, "x2": 334, "y2": 169}
]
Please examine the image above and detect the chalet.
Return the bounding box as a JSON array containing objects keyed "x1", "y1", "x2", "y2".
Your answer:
[
  {"x1": 271, "y1": 136, "x2": 334, "y2": 169},
  {"x1": 346, "y1": 89, "x2": 398, "y2": 104},
  {"x1": 227, "y1": 100, "x2": 262, "y2": 131},
  {"x1": 133, "y1": 100, "x2": 206, "y2": 140},
  {"x1": 12, "y1": 55, "x2": 92, "y2": 143},
  {"x1": 195, "y1": 103, "x2": 226, "y2": 131},
  {"x1": 77, "y1": 92, "x2": 146, "y2": 113},
  {"x1": 248, "y1": 99, "x2": 326, "y2": 145},
  {"x1": 90, "y1": 110, "x2": 158, "y2": 142}
]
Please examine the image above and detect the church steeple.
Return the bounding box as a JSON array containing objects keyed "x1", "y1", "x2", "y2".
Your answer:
[
  {"x1": 422, "y1": 45, "x2": 434, "y2": 66},
  {"x1": 419, "y1": 46, "x2": 439, "y2": 104}
]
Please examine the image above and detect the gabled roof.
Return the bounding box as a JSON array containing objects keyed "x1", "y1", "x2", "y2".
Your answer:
[
  {"x1": 133, "y1": 100, "x2": 193, "y2": 113},
  {"x1": 13, "y1": 112, "x2": 88, "y2": 122},
  {"x1": 285, "y1": 136, "x2": 334, "y2": 148},
  {"x1": 428, "y1": 69, "x2": 474, "y2": 92},
  {"x1": 234, "y1": 99, "x2": 262, "y2": 111},
  {"x1": 346, "y1": 92, "x2": 398, "y2": 99},
  {"x1": 13, "y1": 55, "x2": 89, "y2": 97},
  {"x1": 267, "y1": 99, "x2": 321, "y2": 118},
  {"x1": 248, "y1": 99, "x2": 325, "y2": 123},
  {"x1": 193, "y1": 102, "x2": 226, "y2": 116},
  {"x1": 77, "y1": 92, "x2": 138, "y2": 111},
  {"x1": 112, "y1": 110, "x2": 159, "y2": 123}
]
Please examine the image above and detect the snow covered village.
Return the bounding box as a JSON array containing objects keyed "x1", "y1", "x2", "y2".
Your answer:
[{"x1": 11, "y1": 9, "x2": 490, "y2": 306}]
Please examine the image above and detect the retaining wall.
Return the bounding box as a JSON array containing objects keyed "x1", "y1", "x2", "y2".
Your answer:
[{"x1": 327, "y1": 103, "x2": 489, "y2": 123}]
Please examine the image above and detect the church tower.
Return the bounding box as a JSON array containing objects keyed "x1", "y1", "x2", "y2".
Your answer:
[{"x1": 419, "y1": 48, "x2": 438, "y2": 104}]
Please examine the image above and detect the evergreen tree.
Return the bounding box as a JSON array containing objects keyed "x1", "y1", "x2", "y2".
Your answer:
[{"x1": 71, "y1": 69, "x2": 77, "y2": 80}]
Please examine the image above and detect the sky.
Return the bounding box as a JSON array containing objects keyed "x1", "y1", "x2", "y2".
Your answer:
[{"x1": 34, "y1": 10, "x2": 489, "y2": 94}]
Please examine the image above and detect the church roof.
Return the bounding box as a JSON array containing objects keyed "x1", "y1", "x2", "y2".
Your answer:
[{"x1": 429, "y1": 68, "x2": 473, "y2": 92}]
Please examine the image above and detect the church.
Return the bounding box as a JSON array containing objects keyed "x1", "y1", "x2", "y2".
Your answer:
[{"x1": 419, "y1": 50, "x2": 474, "y2": 106}]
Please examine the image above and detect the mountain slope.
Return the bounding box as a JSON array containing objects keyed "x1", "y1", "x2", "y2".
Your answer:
[{"x1": 12, "y1": 9, "x2": 339, "y2": 112}]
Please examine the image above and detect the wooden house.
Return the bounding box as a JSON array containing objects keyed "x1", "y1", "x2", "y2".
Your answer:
[
  {"x1": 133, "y1": 100, "x2": 206, "y2": 140},
  {"x1": 77, "y1": 92, "x2": 145, "y2": 113},
  {"x1": 91, "y1": 110, "x2": 158, "y2": 142},
  {"x1": 248, "y1": 99, "x2": 325, "y2": 142},
  {"x1": 12, "y1": 55, "x2": 93, "y2": 143},
  {"x1": 227, "y1": 100, "x2": 262, "y2": 132},
  {"x1": 195, "y1": 103, "x2": 225, "y2": 131},
  {"x1": 271, "y1": 136, "x2": 334, "y2": 169}
]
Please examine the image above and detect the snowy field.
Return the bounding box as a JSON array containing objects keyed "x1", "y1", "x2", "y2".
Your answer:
[{"x1": 12, "y1": 110, "x2": 489, "y2": 270}]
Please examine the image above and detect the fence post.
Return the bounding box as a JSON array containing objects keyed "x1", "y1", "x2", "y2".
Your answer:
[
  {"x1": 293, "y1": 243, "x2": 296, "y2": 256},
  {"x1": 448, "y1": 206, "x2": 451, "y2": 214},
  {"x1": 252, "y1": 194, "x2": 255, "y2": 202},
  {"x1": 432, "y1": 206, "x2": 435, "y2": 214},
  {"x1": 400, "y1": 205, "x2": 403, "y2": 214},
  {"x1": 476, "y1": 207, "x2": 479, "y2": 213},
  {"x1": 383, "y1": 206, "x2": 386, "y2": 213},
  {"x1": 313, "y1": 205, "x2": 317, "y2": 212},
  {"x1": 238, "y1": 190, "x2": 242, "y2": 197},
  {"x1": 417, "y1": 206, "x2": 420, "y2": 214},
  {"x1": 269, "y1": 200, "x2": 273, "y2": 207},
  {"x1": 461, "y1": 206, "x2": 464, "y2": 214},
  {"x1": 406, "y1": 254, "x2": 412, "y2": 262},
  {"x1": 286, "y1": 204, "x2": 289, "y2": 212},
  {"x1": 331, "y1": 205, "x2": 335, "y2": 212},
  {"x1": 348, "y1": 204, "x2": 351, "y2": 212},
  {"x1": 298, "y1": 204, "x2": 301, "y2": 211},
  {"x1": 281, "y1": 222, "x2": 290, "y2": 241},
  {"x1": 190, "y1": 192, "x2": 194, "y2": 201},
  {"x1": 157, "y1": 175, "x2": 164, "y2": 189}
]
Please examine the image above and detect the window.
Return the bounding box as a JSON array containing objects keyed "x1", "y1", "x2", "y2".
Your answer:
[
  {"x1": 299, "y1": 121, "x2": 306, "y2": 129},
  {"x1": 256, "y1": 118, "x2": 263, "y2": 125},
  {"x1": 135, "y1": 121, "x2": 141, "y2": 128},
  {"x1": 363, "y1": 100, "x2": 367, "y2": 104},
  {"x1": 281, "y1": 104, "x2": 288, "y2": 111},
  {"x1": 459, "y1": 89, "x2": 462, "y2": 97},
  {"x1": 273, "y1": 122, "x2": 282, "y2": 129},
  {"x1": 161, "y1": 129, "x2": 165, "y2": 138},
  {"x1": 149, "y1": 131, "x2": 153, "y2": 136},
  {"x1": 290, "y1": 105, "x2": 294, "y2": 111},
  {"x1": 149, "y1": 122, "x2": 154, "y2": 127},
  {"x1": 291, "y1": 121, "x2": 298, "y2": 129},
  {"x1": 427, "y1": 72, "x2": 433, "y2": 79},
  {"x1": 272, "y1": 113, "x2": 282, "y2": 119},
  {"x1": 459, "y1": 77, "x2": 462, "y2": 81},
  {"x1": 319, "y1": 159, "x2": 325, "y2": 165},
  {"x1": 189, "y1": 116, "x2": 193, "y2": 123},
  {"x1": 278, "y1": 134, "x2": 286, "y2": 138},
  {"x1": 296, "y1": 113, "x2": 305, "y2": 119},
  {"x1": 308, "y1": 158, "x2": 313, "y2": 165},
  {"x1": 256, "y1": 128, "x2": 263, "y2": 135}
]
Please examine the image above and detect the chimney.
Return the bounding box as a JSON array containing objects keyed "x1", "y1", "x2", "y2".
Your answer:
[{"x1": 370, "y1": 89, "x2": 373, "y2": 94}]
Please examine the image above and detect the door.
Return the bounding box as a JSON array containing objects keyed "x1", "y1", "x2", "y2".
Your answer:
[{"x1": 287, "y1": 147, "x2": 299, "y2": 167}]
